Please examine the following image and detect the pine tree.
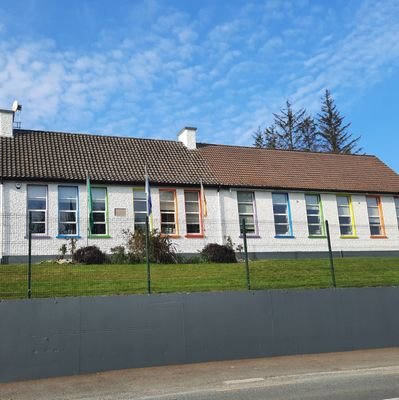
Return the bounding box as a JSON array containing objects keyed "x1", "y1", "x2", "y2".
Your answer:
[
  {"x1": 273, "y1": 100, "x2": 306, "y2": 150},
  {"x1": 298, "y1": 116, "x2": 320, "y2": 152},
  {"x1": 317, "y1": 89, "x2": 361, "y2": 154},
  {"x1": 253, "y1": 125, "x2": 280, "y2": 149},
  {"x1": 253, "y1": 126, "x2": 265, "y2": 148}
]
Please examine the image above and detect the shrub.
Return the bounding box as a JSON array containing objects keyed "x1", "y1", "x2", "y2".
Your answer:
[
  {"x1": 123, "y1": 229, "x2": 177, "y2": 264},
  {"x1": 73, "y1": 246, "x2": 107, "y2": 264},
  {"x1": 109, "y1": 246, "x2": 129, "y2": 264},
  {"x1": 200, "y1": 243, "x2": 237, "y2": 263}
]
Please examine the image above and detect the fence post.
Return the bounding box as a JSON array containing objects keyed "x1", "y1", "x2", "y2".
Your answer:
[
  {"x1": 145, "y1": 215, "x2": 151, "y2": 294},
  {"x1": 28, "y1": 211, "x2": 32, "y2": 299},
  {"x1": 242, "y1": 219, "x2": 251, "y2": 290},
  {"x1": 325, "y1": 220, "x2": 336, "y2": 288}
]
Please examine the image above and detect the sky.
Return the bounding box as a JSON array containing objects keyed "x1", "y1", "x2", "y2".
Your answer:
[{"x1": 0, "y1": 0, "x2": 398, "y2": 172}]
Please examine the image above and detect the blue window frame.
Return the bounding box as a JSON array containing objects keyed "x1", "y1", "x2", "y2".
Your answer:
[{"x1": 272, "y1": 193, "x2": 293, "y2": 237}]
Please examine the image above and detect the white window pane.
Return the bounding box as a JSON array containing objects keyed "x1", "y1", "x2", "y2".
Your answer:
[
  {"x1": 238, "y1": 204, "x2": 254, "y2": 214},
  {"x1": 92, "y1": 200, "x2": 106, "y2": 211},
  {"x1": 272, "y1": 193, "x2": 287, "y2": 204},
  {"x1": 305, "y1": 195, "x2": 319, "y2": 205},
  {"x1": 367, "y1": 207, "x2": 379, "y2": 217},
  {"x1": 337, "y1": 196, "x2": 349, "y2": 207},
  {"x1": 59, "y1": 186, "x2": 78, "y2": 199},
  {"x1": 133, "y1": 190, "x2": 146, "y2": 200},
  {"x1": 338, "y1": 206, "x2": 350, "y2": 216},
  {"x1": 340, "y1": 225, "x2": 352, "y2": 236},
  {"x1": 160, "y1": 201, "x2": 175, "y2": 212},
  {"x1": 309, "y1": 225, "x2": 322, "y2": 235},
  {"x1": 134, "y1": 200, "x2": 147, "y2": 212},
  {"x1": 275, "y1": 224, "x2": 289, "y2": 235},
  {"x1": 273, "y1": 204, "x2": 287, "y2": 214},
  {"x1": 186, "y1": 202, "x2": 199, "y2": 213},
  {"x1": 28, "y1": 185, "x2": 47, "y2": 199},
  {"x1": 92, "y1": 188, "x2": 106, "y2": 201},
  {"x1": 28, "y1": 199, "x2": 46, "y2": 210},
  {"x1": 237, "y1": 192, "x2": 253, "y2": 202},
  {"x1": 185, "y1": 192, "x2": 199, "y2": 202},
  {"x1": 160, "y1": 191, "x2": 174, "y2": 201},
  {"x1": 366, "y1": 197, "x2": 378, "y2": 207},
  {"x1": 186, "y1": 214, "x2": 199, "y2": 224}
]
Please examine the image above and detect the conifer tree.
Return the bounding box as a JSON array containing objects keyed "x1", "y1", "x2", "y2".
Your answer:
[
  {"x1": 273, "y1": 100, "x2": 306, "y2": 150},
  {"x1": 299, "y1": 116, "x2": 320, "y2": 152},
  {"x1": 317, "y1": 89, "x2": 361, "y2": 154}
]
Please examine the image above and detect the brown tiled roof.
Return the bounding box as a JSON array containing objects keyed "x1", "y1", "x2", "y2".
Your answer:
[
  {"x1": 1, "y1": 130, "x2": 398, "y2": 194},
  {"x1": 198, "y1": 143, "x2": 399, "y2": 194},
  {"x1": 0, "y1": 130, "x2": 218, "y2": 185}
]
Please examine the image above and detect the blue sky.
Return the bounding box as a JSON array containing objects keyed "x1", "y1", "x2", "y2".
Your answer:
[{"x1": 0, "y1": 0, "x2": 398, "y2": 172}]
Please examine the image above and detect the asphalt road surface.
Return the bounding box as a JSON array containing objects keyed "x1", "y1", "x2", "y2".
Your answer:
[{"x1": 1, "y1": 348, "x2": 399, "y2": 400}]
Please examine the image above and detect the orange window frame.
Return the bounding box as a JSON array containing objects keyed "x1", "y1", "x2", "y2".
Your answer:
[
  {"x1": 366, "y1": 195, "x2": 386, "y2": 238},
  {"x1": 184, "y1": 189, "x2": 204, "y2": 238},
  {"x1": 159, "y1": 188, "x2": 179, "y2": 237}
]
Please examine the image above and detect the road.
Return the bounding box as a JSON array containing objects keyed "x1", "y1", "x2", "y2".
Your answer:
[{"x1": 1, "y1": 348, "x2": 399, "y2": 399}]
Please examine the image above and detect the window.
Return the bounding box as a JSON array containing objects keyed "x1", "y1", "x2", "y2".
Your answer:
[
  {"x1": 395, "y1": 197, "x2": 399, "y2": 231},
  {"x1": 272, "y1": 193, "x2": 292, "y2": 236},
  {"x1": 27, "y1": 185, "x2": 47, "y2": 234},
  {"x1": 91, "y1": 187, "x2": 107, "y2": 235},
  {"x1": 160, "y1": 190, "x2": 177, "y2": 235},
  {"x1": 133, "y1": 188, "x2": 147, "y2": 232},
  {"x1": 337, "y1": 195, "x2": 355, "y2": 236},
  {"x1": 237, "y1": 191, "x2": 256, "y2": 234},
  {"x1": 185, "y1": 191, "x2": 202, "y2": 235},
  {"x1": 366, "y1": 196, "x2": 385, "y2": 237},
  {"x1": 305, "y1": 194, "x2": 324, "y2": 236},
  {"x1": 58, "y1": 186, "x2": 78, "y2": 235}
]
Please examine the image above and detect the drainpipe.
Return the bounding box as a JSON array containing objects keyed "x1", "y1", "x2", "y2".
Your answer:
[
  {"x1": 217, "y1": 185, "x2": 224, "y2": 245},
  {"x1": 0, "y1": 181, "x2": 3, "y2": 263}
]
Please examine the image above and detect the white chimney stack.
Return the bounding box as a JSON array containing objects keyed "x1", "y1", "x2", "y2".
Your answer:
[
  {"x1": 0, "y1": 109, "x2": 14, "y2": 138},
  {"x1": 178, "y1": 127, "x2": 197, "y2": 150}
]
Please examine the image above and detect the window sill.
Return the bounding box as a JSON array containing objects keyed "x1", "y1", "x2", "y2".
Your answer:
[
  {"x1": 161, "y1": 234, "x2": 181, "y2": 239},
  {"x1": 370, "y1": 235, "x2": 388, "y2": 239},
  {"x1": 239, "y1": 235, "x2": 261, "y2": 239},
  {"x1": 88, "y1": 235, "x2": 112, "y2": 239},
  {"x1": 185, "y1": 234, "x2": 204, "y2": 239},
  {"x1": 308, "y1": 235, "x2": 327, "y2": 239},
  {"x1": 274, "y1": 235, "x2": 295, "y2": 239},
  {"x1": 24, "y1": 235, "x2": 51, "y2": 240},
  {"x1": 340, "y1": 236, "x2": 359, "y2": 239},
  {"x1": 56, "y1": 235, "x2": 82, "y2": 239}
]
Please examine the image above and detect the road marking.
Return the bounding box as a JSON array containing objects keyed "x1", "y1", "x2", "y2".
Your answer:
[
  {"x1": 382, "y1": 398, "x2": 399, "y2": 400},
  {"x1": 224, "y1": 377, "x2": 265, "y2": 385}
]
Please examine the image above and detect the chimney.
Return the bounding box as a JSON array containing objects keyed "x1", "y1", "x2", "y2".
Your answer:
[
  {"x1": 177, "y1": 127, "x2": 197, "y2": 150},
  {"x1": 0, "y1": 109, "x2": 14, "y2": 138}
]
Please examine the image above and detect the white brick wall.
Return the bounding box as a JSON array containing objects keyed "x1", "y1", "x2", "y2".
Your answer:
[{"x1": 1, "y1": 180, "x2": 399, "y2": 259}]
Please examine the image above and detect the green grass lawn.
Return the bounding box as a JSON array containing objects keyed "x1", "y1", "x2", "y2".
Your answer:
[{"x1": 1, "y1": 257, "x2": 399, "y2": 299}]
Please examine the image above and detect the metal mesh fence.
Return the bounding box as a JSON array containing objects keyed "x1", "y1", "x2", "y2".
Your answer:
[{"x1": 1, "y1": 213, "x2": 399, "y2": 299}]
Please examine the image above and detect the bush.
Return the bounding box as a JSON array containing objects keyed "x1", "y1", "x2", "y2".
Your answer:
[
  {"x1": 123, "y1": 229, "x2": 177, "y2": 264},
  {"x1": 200, "y1": 243, "x2": 237, "y2": 263},
  {"x1": 73, "y1": 246, "x2": 107, "y2": 264},
  {"x1": 109, "y1": 246, "x2": 129, "y2": 264}
]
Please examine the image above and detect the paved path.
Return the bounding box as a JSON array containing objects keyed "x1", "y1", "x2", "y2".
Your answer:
[{"x1": 1, "y1": 348, "x2": 399, "y2": 399}]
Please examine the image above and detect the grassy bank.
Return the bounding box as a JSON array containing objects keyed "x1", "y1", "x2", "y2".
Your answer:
[{"x1": 1, "y1": 257, "x2": 399, "y2": 299}]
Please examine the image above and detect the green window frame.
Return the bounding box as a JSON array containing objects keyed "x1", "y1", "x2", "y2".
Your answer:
[
  {"x1": 305, "y1": 194, "x2": 325, "y2": 237},
  {"x1": 90, "y1": 187, "x2": 108, "y2": 236}
]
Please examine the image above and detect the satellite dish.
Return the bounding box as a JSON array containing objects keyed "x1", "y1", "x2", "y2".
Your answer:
[{"x1": 12, "y1": 100, "x2": 21, "y2": 112}]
